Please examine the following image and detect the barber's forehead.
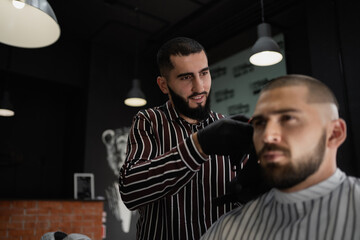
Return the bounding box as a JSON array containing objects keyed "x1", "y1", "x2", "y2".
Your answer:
[{"x1": 171, "y1": 51, "x2": 207, "y2": 67}]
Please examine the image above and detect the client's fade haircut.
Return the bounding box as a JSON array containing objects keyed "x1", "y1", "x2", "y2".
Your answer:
[
  {"x1": 157, "y1": 37, "x2": 206, "y2": 77},
  {"x1": 262, "y1": 74, "x2": 340, "y2": 110}
]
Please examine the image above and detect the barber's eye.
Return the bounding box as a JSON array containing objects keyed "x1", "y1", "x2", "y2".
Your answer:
[
  {"x1": 200, "y1": 71, "x2": 209, "y2": 76},
  {"x1": 181, "y1": 75, "x2": 192, "y2": 80}
]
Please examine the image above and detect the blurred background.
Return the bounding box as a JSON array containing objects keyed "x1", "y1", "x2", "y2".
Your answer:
[{"x1": 0, "y1": 0, "x2": 359, "y2": 239}]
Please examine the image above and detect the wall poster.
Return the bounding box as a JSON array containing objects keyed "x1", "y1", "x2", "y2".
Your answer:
[
  {"x1": 102, "y1": 127, "x2": 137, "y2": 238},
  {"x1": 210, "y1": 34, "x2": 287, "y2": 118}
]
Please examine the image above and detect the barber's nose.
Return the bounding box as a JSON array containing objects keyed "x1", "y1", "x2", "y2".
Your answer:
[
  {"x1": 263, "y1": 121, "x2": 281, "y2": 144},
  {"x1": 192, "y1": 75, "x2": 204, "y2": 92}
]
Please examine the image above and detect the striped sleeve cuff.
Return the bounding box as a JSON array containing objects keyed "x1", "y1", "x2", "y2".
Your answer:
[{"x1": 178, "y1": 136, "x2": 209, "y2": 172}]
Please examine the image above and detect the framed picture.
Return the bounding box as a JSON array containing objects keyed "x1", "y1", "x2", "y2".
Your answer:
[{"x1": 74, "y1": 173, "x2": 95, "y2": 200}]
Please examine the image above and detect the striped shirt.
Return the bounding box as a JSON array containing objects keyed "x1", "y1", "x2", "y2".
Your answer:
[
  {"x1": 119, "y1": 101, "x2": 237, "y2": 240},
  {"x1": 201, "y1": 168, "x2": 360, "y2": 240}
]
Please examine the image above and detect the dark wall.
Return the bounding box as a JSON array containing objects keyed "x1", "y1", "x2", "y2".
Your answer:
[
  {"x1": 338, "y1": 1, "x2": 360, "y2": 175},
  {"x1": 0, "y1": 40, "x2": 89, "y2": 199},
  {"x1": 0, "y1": 86, "x2": 85, "y2": 196},
  {"x1": 305, "y1": 0, "x2": 360, "y2": 176},
  {"x1": 83, "y1": 43, "x2": 162, "y2": 176}
]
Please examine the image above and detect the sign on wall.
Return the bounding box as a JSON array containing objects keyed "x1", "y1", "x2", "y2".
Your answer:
[{"x1": 210, "y1": 34, "x2": 287, "y2": 118}]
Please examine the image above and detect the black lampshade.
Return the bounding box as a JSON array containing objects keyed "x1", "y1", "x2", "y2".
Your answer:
[
  {"x1": 0, "y1": 92, "x2": 15, "y2": 117},
  {"x1": 124, "y1": 78, "x2": 147, "y2": 107},
  {"x1": 249, "y1": 23, "x2": 283, "y2": 66}
]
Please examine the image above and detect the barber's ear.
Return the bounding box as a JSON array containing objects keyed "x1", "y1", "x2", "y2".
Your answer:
[
  {"x1": 328, "y1": 119, "x2": 347, "y2": 148},
  {"x1": 157, "y1": 76, "x2": 169, "y2": 94}
]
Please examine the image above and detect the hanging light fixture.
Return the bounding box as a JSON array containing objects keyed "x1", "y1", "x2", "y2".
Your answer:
[
  {"x1": 0, "y1": 92, "x2": 15, "y2": 117},
  {"x1": 0, "y1": 0, "x2": 61, "y2": 48},
  {"x1": 124, "y1": 78, "x2": 147, "y2": 107},
  {"x1": 0, "y1": 47, "x2": 15, "y2": 117},
  {"x1": 249, "y1": 0, "x2": 283, "y2": 66},
  {"x1": 124, "y1": 7, "x2": 147, "y2": 107}
]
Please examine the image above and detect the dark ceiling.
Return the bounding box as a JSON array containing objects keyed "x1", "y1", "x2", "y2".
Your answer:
[{"x1": 49, "y1": 0, "x2": 303, "y2": 59}]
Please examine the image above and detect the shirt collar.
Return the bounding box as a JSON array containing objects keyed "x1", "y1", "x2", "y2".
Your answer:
[
  {"x1": 165, "y1": 100, "x2": 180, "y2": 121},
  {"x1": 273, "y1": 168, "x2": 346, "y2": 203}
]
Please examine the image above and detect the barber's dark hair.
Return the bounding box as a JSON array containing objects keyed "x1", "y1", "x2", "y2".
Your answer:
[
  {"x1": 157, "y1": 37, "x2": 206, "y2": 77},
  {"x1": 262, "y1": 74, "x2": 339, "y2": 110}
]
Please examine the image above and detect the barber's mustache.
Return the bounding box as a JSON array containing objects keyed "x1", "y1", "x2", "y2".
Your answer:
[
  {"x1": 189, "y1": 91, "x2": 207, "y2": 98},
  {"x1": 258, "y1": 144, "x2": 290, "y2": 158}
]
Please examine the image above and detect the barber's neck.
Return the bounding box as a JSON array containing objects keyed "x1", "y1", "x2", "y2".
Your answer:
[{"x1": 180, "y1": 113, "x2": 199, "y2": 125}]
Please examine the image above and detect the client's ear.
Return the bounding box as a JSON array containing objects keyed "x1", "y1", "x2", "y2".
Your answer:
[{"x1": 328, "y1": 118, "x2": 347, "y2": 148}]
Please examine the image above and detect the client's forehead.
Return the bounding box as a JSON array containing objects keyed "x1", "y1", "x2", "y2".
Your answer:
[
  {"x1": 254, "y1": 85, "x2": 337, "y2": 123},
  {"x1": 255, "y1": 85, "x2": 309, "y2": 112}
]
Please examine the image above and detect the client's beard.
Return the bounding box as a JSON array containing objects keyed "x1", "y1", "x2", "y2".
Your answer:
[{"x1": 259, "y1": 131, "x2": 326, "y2": 190}]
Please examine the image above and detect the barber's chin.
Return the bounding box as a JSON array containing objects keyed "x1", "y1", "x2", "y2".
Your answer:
[
  {"x1": 190, "y1": 100, "x2": 206, "y2": 109},
  {"x1": 188, "y1": 103, "x2": 202, "y2": 109}
]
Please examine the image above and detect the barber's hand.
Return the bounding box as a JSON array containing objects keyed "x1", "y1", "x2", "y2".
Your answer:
[
  {"x1": 213, "y1": 146, "x2": 271, "y2": 206},
  {"x1": 229, "y1": 151, "x2": 271, "y2": 204},
  {"x1": 197, "y1": 115, "x2": 253, "y2": 156}
]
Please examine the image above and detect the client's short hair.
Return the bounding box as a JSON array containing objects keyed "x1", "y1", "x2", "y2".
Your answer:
[{"x1": 262, "y1": 74, "x2": 339, "y2": 110}]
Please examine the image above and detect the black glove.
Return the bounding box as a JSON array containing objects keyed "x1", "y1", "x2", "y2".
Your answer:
[
  {"x1": 230, "y1": 149, "x2": 271, "y2": 204},
  {"x1": 197, "y1": 115, "x2": 253, "y2": 156},
  {"x1": 214, "y1": 150, "x2": 271, "y2": 206}
]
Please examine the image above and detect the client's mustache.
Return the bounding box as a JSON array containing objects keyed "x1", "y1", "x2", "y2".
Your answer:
[{"x1": 258, "y1": 144, "x2": 290, "y2": 158}]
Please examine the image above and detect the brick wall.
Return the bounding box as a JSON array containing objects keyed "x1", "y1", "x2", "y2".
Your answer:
[{"x1": 0, "y1": 200, "x2": 103, "y2": 240}]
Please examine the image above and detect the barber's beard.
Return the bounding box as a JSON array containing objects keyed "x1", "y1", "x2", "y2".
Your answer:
[
  {"x1": 259, "y1": 131, "x2": 326, "y2": 190},
  {"x1": 168, "y1": 86, "x2": 211, "y2": 121}
]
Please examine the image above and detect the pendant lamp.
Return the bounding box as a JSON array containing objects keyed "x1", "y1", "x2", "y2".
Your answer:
[
  {"x1": 0, "y1": 92, "x2": 15, "y2": 117},
  {"x1": 124, "y1": 78, "x2": 147, "y2": 107},
  {"x1": 124, "y1": 7, "x2": 147, "y2": 107},
  {"x1": 0, "y1": 0, "x2": 60, "y2": 48},
  {"x1": 249, "y1": 0, "x2": 283, "y2": 66}
]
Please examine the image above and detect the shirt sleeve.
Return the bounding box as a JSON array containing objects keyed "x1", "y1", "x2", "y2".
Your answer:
[{"x1": 119, "y1": 111, "x2": 209, "y2": 210}]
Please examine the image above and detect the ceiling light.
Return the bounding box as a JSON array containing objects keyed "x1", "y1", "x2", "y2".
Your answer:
[
  {"x1": 249, "y1": 0, "x2": 283, "y2": 66},
  {"x1": 0, "y1": 0, "x2": 61, "y2": 48},
  {"x1": 124, "y1": 7, "x2": 147, "y2": 108},
  {"x1": 12, "y1": 0, "x2": 25, "y2": 9},
  {"x1": 249, "y1": 23, "x2": 283, "y2": 66},
  {"x1": 124, "y1": 78, "x2": 147, "y2": 107},
  {"x1": 0, "y1": 92, "x2": 15, "y2": 117}
]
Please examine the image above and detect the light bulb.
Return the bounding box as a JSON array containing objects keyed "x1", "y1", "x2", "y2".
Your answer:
[
  {"x1": 124, "y1": 98, "x2": 147, "y2": 107},
  {"x1": 12, "y1": 0, "x2": 25, "y2": 9},
  {"x1": 249, "y1": 51, "x2": 283, "y2": 66},
  {"x1": 0, "y1": 109, "x2": 15, "y2": 117}
]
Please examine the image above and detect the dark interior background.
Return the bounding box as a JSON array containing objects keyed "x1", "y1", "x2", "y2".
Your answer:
[{"x1": 0, "y1": 0, "x2": 359, "y2": 238}]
